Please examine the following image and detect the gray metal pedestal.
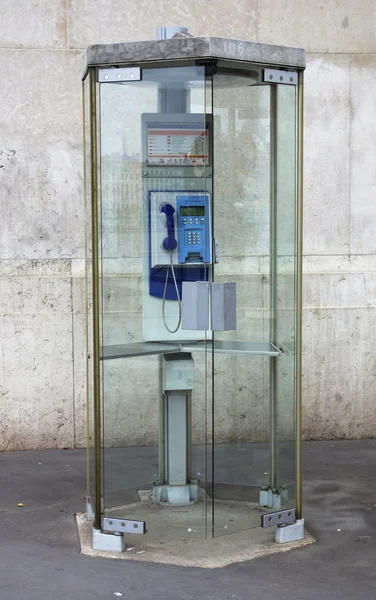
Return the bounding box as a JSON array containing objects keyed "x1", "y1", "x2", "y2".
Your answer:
[{"x1": 153, "y1": 353, "x2": 199, "y2": 506}]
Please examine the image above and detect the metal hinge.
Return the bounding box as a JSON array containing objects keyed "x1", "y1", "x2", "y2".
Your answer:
[
  {"x1": 263, "y1": 68, "x2": 298, "y2": 85},
  {"x1": 98, "y1": 67, "x2": 141, "y2": 83},
  {"x1": 261, "y1": 507, "x2": 296, "y2": 528},
  {"x1": 196, "y1": 58, "x2": 218, "y2": 76},
  {"x1": 102, "y1": 516, "x2": 146, "y2": 535}
]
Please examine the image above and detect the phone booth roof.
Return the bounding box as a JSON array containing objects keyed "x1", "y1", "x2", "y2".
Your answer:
[{"x1": 82, "y1": 35, "x2": 305, "y2": 79}]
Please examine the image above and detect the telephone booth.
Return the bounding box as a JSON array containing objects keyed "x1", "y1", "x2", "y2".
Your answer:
[{"x1": 82, "y1": 28, "x2": 305, "y2": 555}]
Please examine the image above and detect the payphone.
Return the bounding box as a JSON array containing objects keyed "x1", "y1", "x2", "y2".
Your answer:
[
  {"x1": 149, "y1": 192, "x2": 211, "y2": 333},
  {"x1": 142, "y1": 114, "x2": 213, "y2": 340}
]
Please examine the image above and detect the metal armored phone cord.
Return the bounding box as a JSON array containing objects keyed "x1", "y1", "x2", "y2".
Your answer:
[{"x1": 162, "y1": 252, "x2": 182, "y2": 334}]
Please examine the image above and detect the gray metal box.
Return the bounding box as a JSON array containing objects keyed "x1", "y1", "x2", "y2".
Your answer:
[
  {"x1": 211, "y1": 282, "x2": 236, "y2": 331},
  {"x1": 182, "y1": 281, "x2": 236, "y2": 331},
  {"x1": 182, "y1": 281, "x2": 209, "y2": 330}
]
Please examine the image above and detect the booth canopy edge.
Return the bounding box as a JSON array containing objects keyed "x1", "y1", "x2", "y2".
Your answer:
[{"x1": 82, "y1": 35, "x2": 306, "y2": 79}]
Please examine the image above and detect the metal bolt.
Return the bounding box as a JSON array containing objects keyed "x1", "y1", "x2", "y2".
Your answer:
[
  {"x1": 133, "y1": 523, "x2": 138, "y2": 529},
  {"x1": 109, "y1": 521, "x2": 113, "y2": 525},
  {"x1": 121, "y1": 522, "x2": 125, "y2": 527},
  {"x1": 104, "y1": 74, "x2": 109, "y2": 80},
  {"x1": 290, "y1": 77, "x2": 294, "y2": 82},
  {"x1": 280, "y1": 76, "x2": 283, "y2": 81},
  {"x1": 117, "y1": 73, "x2": 122, "y2": 79},
  {"x1": 269, "y1": 74, "x2": 273, "y2": 80}
]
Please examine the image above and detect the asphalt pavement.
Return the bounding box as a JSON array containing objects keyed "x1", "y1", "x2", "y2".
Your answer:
[{"x1": 1, "y1": 440, "x2": 376, "y2": 600}]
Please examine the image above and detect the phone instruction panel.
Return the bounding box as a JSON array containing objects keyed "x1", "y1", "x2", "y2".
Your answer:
[{"x1": 147, "y1": 127, "x2": 209, "y2": 166}]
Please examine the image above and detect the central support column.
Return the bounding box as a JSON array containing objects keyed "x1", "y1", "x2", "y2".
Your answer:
[{"x1": 153, "y1": 353, "x2": 200, "y2": 505}]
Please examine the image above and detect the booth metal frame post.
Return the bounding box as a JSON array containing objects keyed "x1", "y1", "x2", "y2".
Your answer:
[
  {"x1": 296, "y1": 70, "x2": 304, "y2": 522},
  {"x1": 269, "y1": 83, "x2": 279, "y2": 510},
  {"x1": 82, "y1": 78, "x2": 94, "y2": 521},
  {"x1": 89, "y1": 68, "x2": 102, "y2": 533}
]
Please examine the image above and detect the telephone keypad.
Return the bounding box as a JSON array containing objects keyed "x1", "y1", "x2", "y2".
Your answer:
[
  {"x1": 176, "y1": 195, "x2": 210, "y2": 264},
  {"x1": 182, "y1": 227, "x2": 201, "y2": 246},
  {"x1": 185, "y1": 229, "x2": 201, "y2": 245}
]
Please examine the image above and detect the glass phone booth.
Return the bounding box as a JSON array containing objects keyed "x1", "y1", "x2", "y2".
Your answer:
[{"x1": 82, "y1": 29, "x2": 305, "y2": 555}]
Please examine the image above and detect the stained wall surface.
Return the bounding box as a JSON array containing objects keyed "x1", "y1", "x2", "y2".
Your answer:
[{"x1": 1, "y1": 1, "x2": 376, "y2": 449}]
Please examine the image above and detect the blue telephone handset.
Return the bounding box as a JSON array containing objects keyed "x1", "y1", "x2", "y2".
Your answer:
[{"x1": 160, "y1": 204, "x2": 178, "y2": 251}]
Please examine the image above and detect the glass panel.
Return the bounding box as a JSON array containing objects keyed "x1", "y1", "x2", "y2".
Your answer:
[
  {"x1": 212, "y1": 72, "x2": 272, "y2": 536},
  {"x1": 274, "y1": 84, "x2": 297, "y2": 506},
  {"x1": 211, "y1": 71, "x2": 298, "y2": 537},
  {"x1": 98, "y1": 65, "x2": 211, "y2": 540}
]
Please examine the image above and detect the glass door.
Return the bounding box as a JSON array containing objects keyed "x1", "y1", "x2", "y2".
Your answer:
[
  {"x1": 97, "y1": 64, "x2": 213, "y2": 540},
  {"x1": 211, "y1": 68, "x2": 298, "y2": 536}
]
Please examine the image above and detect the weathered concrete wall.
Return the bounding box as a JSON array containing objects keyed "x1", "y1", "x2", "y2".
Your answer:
[{"x1": 1, "y1": 1, "x2": 376, "y2": 449}]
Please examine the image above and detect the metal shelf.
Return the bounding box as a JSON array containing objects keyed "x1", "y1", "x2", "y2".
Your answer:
[
  {"x1": 101, "y1": 341, "x2": 280, "y2": 361},
  {"x1": 183, "y1": 341, "x2": 280, "y2": 356},
  {"x1": 100, "y1": 342, "x2": 181, "y2": 361}
]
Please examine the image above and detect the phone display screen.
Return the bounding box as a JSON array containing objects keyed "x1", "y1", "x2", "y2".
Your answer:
[{"x1": 180, "y1": 206, "x2": 205, "y2": 217}]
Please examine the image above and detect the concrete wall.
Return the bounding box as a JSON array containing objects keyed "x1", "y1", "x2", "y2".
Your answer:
[{"x1": 1, "y1": 1, "x2": 376, "y2": 450}]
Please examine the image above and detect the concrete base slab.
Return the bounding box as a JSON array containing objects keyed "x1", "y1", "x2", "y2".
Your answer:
[
  {"x1": 107, "y1": 492, "x2": 269, "y2": 539},
  {"x1": 76, "y1": 513, "x2": 315, "y2": 568}
]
